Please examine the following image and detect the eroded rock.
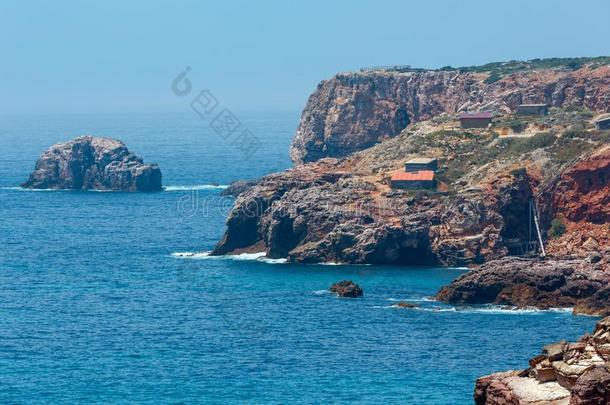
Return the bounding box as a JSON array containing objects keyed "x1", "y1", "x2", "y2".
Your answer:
[
  {"x1": 220, "y1": 179, "x2": 259, "y2": 198},
  {"x1": 475, "y1": 317, "x2": 610, "y2": 404},
  {"x1": 436, "y1": 257, "x2": 610, "y2": 316},
  {"x1": 22, "y1": 136, "x2": 162, "y2": 192}
]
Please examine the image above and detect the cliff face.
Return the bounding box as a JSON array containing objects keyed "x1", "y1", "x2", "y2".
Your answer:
[
  {"x1": 475, "y1": 317, "x2": 610, "y2": 404},
  {"x1": 553, "y1": 145, "x2": 610, "y2": 224},
  {"x1": 437, "y1": 145, "x2": 610, "y2": 314},
  {"x1": 214, "y1": 117, "x2": 607, "y2": 266},
  {"x1": 22, "y1": 136, "x2": 162, "y2": 192},
  {"x1": 291, "y1": 65, "x2": 610, "y2": 163},
  {"x1": 213, "y1": 161, "x2": 516, "y2": 266},
  {"x1": 215, "y1": 59, "x2": 609, "y2": 267}
]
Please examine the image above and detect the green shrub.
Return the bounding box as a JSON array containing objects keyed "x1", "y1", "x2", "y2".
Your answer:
[
  {"x1": 551, "y1": 137, "x2": 593, "y2": 162},
  {"x1": 484, "y1": 71, "x2": 502, "y2": 84},
  {"x1": 561, "y1": 105, "x2": 594, "y2": 119},
  {"x1": 563, "y1": 124, "x2": 586, "y2": 139},
  {"x1": 566, "y1": 61, "x2": 583, "y2": 70},
  {"x1": 507, "y1": 120, "x2": 526, "y2": 133},
  {"x1": 549, "y1": 218, "x2": 566, "y2": 238},
  {"x1": 498, "y1": 132, "x2": 556, "y2": 155}
]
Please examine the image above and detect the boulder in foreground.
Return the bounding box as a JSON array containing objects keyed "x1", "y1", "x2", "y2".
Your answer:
[
  {"x1": 22, "y1": 136, "x2": 162, "y2": 192},
  {"x1": 475, "y1": 317, "x2": 610, "y2": 404},
  {"x1": 330, "y1": 280, "x2": 363, "y2": 298}
]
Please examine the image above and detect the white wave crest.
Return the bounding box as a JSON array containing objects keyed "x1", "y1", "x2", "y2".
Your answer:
[
  {"x1": 171, "y1": 251, "x2": 213, "y2": 259},
  {"x1": 170, "y1": 251, "x2": 286, "y2": 264},
  {"x1": 164, "y1": 184, "x2": 229, "y2": 191},
  {"x1": 0, "y1": 186, "x2": 67, "y2": 192},
  {"x1": 387, "y1": 297, "x2": 435, "y2": 302},
  {"x1": 411, "y1": 305, "x2": 575, "y2": 315},
  {"x1": 313, "y1": 289, "x2": 332, "y2": 295}
]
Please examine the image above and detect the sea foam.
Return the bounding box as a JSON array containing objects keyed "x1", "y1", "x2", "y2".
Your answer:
[
  {"x1": 164, "y1": 184, "x2": 229, "y2": 191},
  {"x1": 170, "y1": 251, "x2": 287, "y2": 264}
]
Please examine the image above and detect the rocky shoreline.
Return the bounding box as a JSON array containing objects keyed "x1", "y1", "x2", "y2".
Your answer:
[
  {"x1": 475, "y1": 317, "x2": 610, "y2": 404},
  {"x1": 436, "y1": 255, "x2": 610, "y2": 316}
]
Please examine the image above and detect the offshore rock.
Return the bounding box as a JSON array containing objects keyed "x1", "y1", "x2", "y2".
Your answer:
[
  {"x1": 475, "y1": 317, "x2": 610, "y2": 404},
  {"x1": 22, "y1": 136, "x2": 162, "y2": 191},
  {"x1": 329, "y1": 280, "x2": 363, "y2": 298}
]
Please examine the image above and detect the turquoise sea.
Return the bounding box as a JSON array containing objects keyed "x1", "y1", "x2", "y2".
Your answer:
[{"x1": 0, "y1": 112, "x2": 597, "y2": 404}]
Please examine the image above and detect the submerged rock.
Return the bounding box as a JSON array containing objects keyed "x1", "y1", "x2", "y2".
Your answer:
[
  {"x1": 475, "y1": 317, "x2": 610, "y2": 404},
  {"x1": 394, "y1": 301, "x2": 418, "y2": 309},
  {"x1": 329, "y1": 280, "x2": 363, "y2": 298},
  {"x1": 22, "y1": 136, "x2": 162, "y2": 191}
]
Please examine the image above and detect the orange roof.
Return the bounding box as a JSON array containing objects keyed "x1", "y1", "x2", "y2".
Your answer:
[{"x1": 391, "y1": 170, "x2": 435, "y2": 181}]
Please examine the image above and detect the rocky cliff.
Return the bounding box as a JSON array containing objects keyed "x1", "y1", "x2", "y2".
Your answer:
[
  {"x1": 291, "y1": 61, "x2": 610, "y2": 163},
  {"x1": 438, "y1": 146, "x2": 610, "y2": 313},
  {"x1": 214, "y1": 114, "x2": 609, "y2": 267},
  {"x1": 475, "y1": 317, "x2": 610, "y2": 404},
  {"x1": 215, "y1": 58, "x2": 609, "y2": 268},
  {"x1": 22, "y1": 136, "x2": 162, "y2": 192}
]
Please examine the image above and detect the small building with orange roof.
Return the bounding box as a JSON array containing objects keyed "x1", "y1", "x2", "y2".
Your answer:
[{"x1": 390, "y1": 169, "x2": 436, "y2": 189}]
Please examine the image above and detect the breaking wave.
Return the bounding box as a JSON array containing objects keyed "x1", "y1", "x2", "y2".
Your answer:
[
  {"x1": 312, "y1": 289, "x2": 332, "y2": 295},
  {"x1": 0, "y1": 186, "x2": 66, "y2": 192},
  {"x1": 170, "y1": 251, "x2": 287, "y2": 264},
  {"x1": 164, "y1": 184, "x2": 229, "y2": 191},
  {"x1": 383, "y1": 304, "x2": 575, "y2": 314},
  {"x1": 387, "y1": 297, "x2": 435, "y2": 303}
]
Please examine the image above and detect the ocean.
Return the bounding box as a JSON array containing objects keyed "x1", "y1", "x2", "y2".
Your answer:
[{"x1": 0, "y1": 112, "x2": 597, "y2": 404}]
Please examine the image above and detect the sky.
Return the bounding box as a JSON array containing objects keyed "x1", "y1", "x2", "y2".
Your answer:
[{"x1": 1, "y1": 0, "x2": 609, "y2": 114}]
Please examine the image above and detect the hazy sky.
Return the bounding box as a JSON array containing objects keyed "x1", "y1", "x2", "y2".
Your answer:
[{"x1": 1, "y1": 0, "x2": 609, "y2": 114}]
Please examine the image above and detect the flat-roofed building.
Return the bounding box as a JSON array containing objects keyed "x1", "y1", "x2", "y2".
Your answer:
[
  {"x1": 390, "y1": 170, "x2": 436, "y2": 189},
  {"x1": 595, "y1": 114, "x2": 610, "y2": 130},
  {"x1": 517, "y1": 103, "x2": 548, "y2": 116},
  {"x1": 405, "y1": 157, "x2": 438, "y2": 172},
  {"x1": 459, "y1": 112, "x2": 493, "y2": 128}
]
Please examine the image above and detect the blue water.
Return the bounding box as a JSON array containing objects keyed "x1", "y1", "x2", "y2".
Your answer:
[{"x1": 0, "y1": 112, "x2": 598, "y2": 404}]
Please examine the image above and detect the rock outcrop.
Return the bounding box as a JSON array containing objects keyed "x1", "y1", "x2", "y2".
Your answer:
[
  {"x1": 220, "y1": 179, "x2": 259, "y2": 198},
  {"x1": 291, "y1": 64, "x2": 610, "y2": 163},
  {"x1": 22, "y1": 136, "x2": 162, "y2": 192},
  {"x1": 329, "y1": 280, "x2": 363, "y2": 297},
  {"x1": 436, "y1": 256, "x2": 610, "y2": 316},
  {"x1": 475, "y1": 317, "x2": 610, "y2": 404}
]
